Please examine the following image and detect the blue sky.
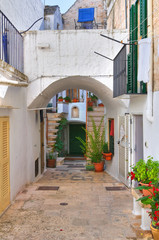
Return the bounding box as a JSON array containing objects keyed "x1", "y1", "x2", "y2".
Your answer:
[{"x1": 44, "y1": 0, "x2": 76, "y2": 13}]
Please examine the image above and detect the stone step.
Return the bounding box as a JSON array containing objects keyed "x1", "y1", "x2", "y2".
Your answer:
[
  {"x1": 87, "y1": 116, "x2": 105, "y2": 122},
  {"x1": 48, "y1": 134, "x2": 57, "y2": 138},
  {"x1": 48, "y1": 129, "x2": 58, "y2": 133},
  {"x1": 47, "y1": 113, "x2": 62, "y2": 118},
  {"x1": 93, "y1": 107, "x2": 105, "y2": 112},
  {"x1": 64, "y1": 157, "x2": 86, "y2": 160},
  {"x1": 47, "y1": 140, "x2": 56, "y2": 145},
  {"x1": 47, "y1": 118, "x2": 61, "y2": 122},
  {"x1": 87, "y1": 111, "x2": 104, "y2": 117},
  {"x1": 87, "y1": 121, "x2": 105, "y2": 127},
  {"x1": 48, "y1": 122, "x2": 60, "y2": 126}
]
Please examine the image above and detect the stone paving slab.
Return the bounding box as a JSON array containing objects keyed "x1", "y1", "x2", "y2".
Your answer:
[{"x1": 0, "y1": 161, "x2": 153, "y2": 240}]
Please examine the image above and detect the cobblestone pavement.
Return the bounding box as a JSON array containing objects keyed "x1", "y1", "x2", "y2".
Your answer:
[{"x1": 0, "y1": 161, "x2": 153, "y2": 240}]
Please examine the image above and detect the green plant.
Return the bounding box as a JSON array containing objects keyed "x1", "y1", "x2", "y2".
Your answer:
[
  {"x1": 87, "y1": 107, "x2": 93, "y2": 111},
  {"x1": 86, "y1": 164, "x2": 95, "y2": 171},
  {"x1": 54, "y1": 117, "x2": 68, "y2": 157},
  {"x1": 76, "y1": 116, "x2": 105, "y2": 163},
  {"x1": 48, "y1": 151, "x2": 57, "y2": 160},
  {"x1": 136, "y1": 181, "x2": 159, "y2": 229},
  {"x1": 58, "y1": 96, "x2": 63, "y2": 100},
  {"x1": 128, "y1": 156, "x2": 159, "y2": 183},
  {"x1": 103, "y1": 142, "x2": 109, "y2": 153},
  {"x1": 91, "y1": 94, "x2": 98, "y2": 101},
  {"x1": 64, "y1": 96, "x2": 71, "y2": 102}
]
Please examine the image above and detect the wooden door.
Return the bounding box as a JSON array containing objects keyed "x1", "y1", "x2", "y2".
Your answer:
[
  {"x1": 69, "y1": 124, "x2": 85, "y2": 155},
  {"x1": 0, "y1": 117, "x2": 10, "y2": 214},
  {"x1": 118, "y1": 115, "x2": 131, "y2": 187}
]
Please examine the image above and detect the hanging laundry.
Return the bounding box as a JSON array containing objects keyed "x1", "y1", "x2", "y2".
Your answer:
[{"x1": 138, "y1": 38, "x2": 151, "y2": 83}]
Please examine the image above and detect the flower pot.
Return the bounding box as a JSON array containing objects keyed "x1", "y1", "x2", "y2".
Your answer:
[
  {"x1": 102, "y1": 152, "x2": 112, "y2": 161},
  {"x1": 73, "y1": 99, "x2": 78, "y2": 102},
  {"x1": 47, "y1": 159, "x2": 56, "y2": 168},
  {"x1": 98, "y1": 103, "x2": 104, "y2": 107},
  {"x1": 93, "y1": 161, "x2": 104, "y2": 172},
  {"x1": 65, "y1": 100, "x2": 69, "y2": 103},
  {"x1": 58, "y1": 99, "x2": 63, "y2": 102},
  {"x1": 140, "y1": 182, "x2": 153, "y2": 197},
  {"x1": 151, "y1": 224, "x2": 159, "y2": 240},
  {"x1": 88, "y1": 101, "x2": 93, "y2": 106}
]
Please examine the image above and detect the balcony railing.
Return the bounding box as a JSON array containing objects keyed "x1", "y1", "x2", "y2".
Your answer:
[
  {"x1": 0, "y1": 11, "x2": 23, "y2": 72},
  {"x1": 113, "y1": 45, "x2": 127, "y2": 98}
]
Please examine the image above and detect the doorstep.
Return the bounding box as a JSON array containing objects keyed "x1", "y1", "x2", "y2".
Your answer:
[{"x1": 56, "y1": 157, "x2": 65, "y2": 166}]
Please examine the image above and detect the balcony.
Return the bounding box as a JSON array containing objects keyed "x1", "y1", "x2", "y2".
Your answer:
[
  {"x1": 113, "y1": 45, "x2": 147, "y2": 99},
  {"x1": 0, "y1": 10, "x2": 23, "y2": 73}
]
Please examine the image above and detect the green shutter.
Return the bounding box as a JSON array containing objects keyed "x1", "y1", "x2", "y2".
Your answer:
[
  {"x1": 127, "y1": 53, "x2": 132, "y2": 93},
  {"x1": 109, "y1": 120, "x2": 114, "y2": 155}
]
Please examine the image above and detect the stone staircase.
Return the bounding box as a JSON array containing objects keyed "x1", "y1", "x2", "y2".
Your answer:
[
  {"x1": 47, "y1": 113, "x2": 63, "y2": 148},
  {"x1": 87, "y1": 106, "x2": 105, "y2": 135}
]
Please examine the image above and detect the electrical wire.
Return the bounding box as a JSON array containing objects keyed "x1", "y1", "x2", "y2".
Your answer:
[{"x1": 20, "y1": 17, "x2": 43, "y2": 34}]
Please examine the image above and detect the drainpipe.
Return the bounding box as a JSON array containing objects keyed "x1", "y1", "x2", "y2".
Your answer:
[{"x1": 146, "y1": 0, "x2": 154, "y2": 123}]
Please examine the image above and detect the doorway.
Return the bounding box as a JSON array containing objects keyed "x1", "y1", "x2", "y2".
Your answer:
[{"x1": 69, "y1": 124, "x2": 86, "y2": 156}]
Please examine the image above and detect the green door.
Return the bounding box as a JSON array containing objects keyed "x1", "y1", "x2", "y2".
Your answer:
[{"x1": 69, "y1": 124, "x2": 86, "y2": 155}]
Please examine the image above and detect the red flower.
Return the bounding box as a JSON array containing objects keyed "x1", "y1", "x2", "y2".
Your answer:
[
  {"x1": 130, "y1": 172, "x2": 135, "y2": 180},
  {"x1": 153, "y1": 187, "x2": 156, "y2": 196},
  {"x1": 155, "y1": 203, "x2": 159, "y2": 209},
  {"x1": 148, "y1": 181, "x2": 152, "y2": 187},
  {"x1": 154, "y1": 216, "x2": 158, "y2": 221},
  {"x1": 156, "y1": 188, "x2": 159, "y2": 192},
  {"x1": 154, "y1": 211, "x2": 159, "y2": 217},
  {"x1": 156, "y1": 223, "x2": 159, "y2": 226}
]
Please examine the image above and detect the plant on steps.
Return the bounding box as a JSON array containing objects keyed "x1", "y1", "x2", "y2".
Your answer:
[
  {"x1": 54, "y1": 117, "x2": 68, "y2": 157},
  {"x1": 76, "y1": 116, "x2": 105, "y2": 172}
]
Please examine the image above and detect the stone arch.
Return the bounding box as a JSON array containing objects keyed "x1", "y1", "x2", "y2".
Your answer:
[{"x1": 27, "y1": 75, "x2": 127, "y2": 110}]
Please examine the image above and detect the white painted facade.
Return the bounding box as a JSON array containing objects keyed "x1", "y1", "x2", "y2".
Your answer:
[{"x1": 0, "y1": 0, "x2": 44, "y2": 31}]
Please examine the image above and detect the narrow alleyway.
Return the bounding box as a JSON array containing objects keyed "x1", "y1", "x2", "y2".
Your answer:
[{"x1": 0, "y1": 161, "x2": 152, "y2": 240}]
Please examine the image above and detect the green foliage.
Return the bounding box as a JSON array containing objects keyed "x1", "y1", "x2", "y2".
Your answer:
[
  {"x1": 86, "y1": 164, "x2": 95, "y2": 171},
  {"x1": 76, "y1": 116, "x2": 105, "y2": 163},
  {"x1": 58, "y1": 96, "x2": 63, "y2": 99},
  {"x1": 64, "y1": 96, "x2": 71, "y2": 102},
  {"x1": 129, "y1": 156, "x2": 159, "y2": 183},
  {"x1": 48, "y1": 151, "x2": 57, "y2": 160},
  {"x1": 136, "y1": 180, "x2": 159, "y2": 229},
  {"x1": 103, "y1": 142, "x2": 109, "y2": 153},
  {"x1": 54, "y1": 117, "x2": 68, "y2": 157},
  {"x1": 87, "y1": 107, "x2": 93, "y2": 111},
  {"x1": 91, "y1": 94, "x2": 98, "y2": 101}
]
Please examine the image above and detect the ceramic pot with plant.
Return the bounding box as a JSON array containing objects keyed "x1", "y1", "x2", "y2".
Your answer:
[
  {"x1": 72, "y1": 98, "x2": 78, "y2": 102},
  {"x1": 91, "y1": 94, "x2": 98, "y2": 106},
  {"x1": 47, "y1": 150, "x2": 57, "y2": 168},
  {"x1": 136, "y1": 180, "x2": 159, "y2": 239},
  {"x1": 128, "y1": 156, "x2": 159, "y2": 196},
  {"x1": 58, "y1": 96, "x2": 63, "y2": 102},
  {"x1": 76, "y1": 116, "x2": 105, "y2": 172},
  {"x1": 64, "y1": 96, "x2": 71, "y2": 103},
  {"x1": 102, "y1": 142, "x2": 112, "y2": 160}
]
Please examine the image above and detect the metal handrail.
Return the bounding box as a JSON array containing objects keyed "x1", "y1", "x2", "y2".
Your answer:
[{"x1": 0, "y1": 10, "x2": 23, "y2": 72}]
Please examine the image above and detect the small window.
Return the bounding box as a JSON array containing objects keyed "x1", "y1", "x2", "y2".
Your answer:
[
  {"x1": 71, "y1": 107, "x2": 79, "y2": 118},
  {"x1": 108, "y1": 119, "x2": 114, "y2": 155}
]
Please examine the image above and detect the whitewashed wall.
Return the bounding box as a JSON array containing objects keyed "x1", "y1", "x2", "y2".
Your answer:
[
  {"x1": 0, "y1": 0, "x2": 44, "y2": 31},
  {"x1": 0, "y1": 86, "x2": 40, "y2": 201}
]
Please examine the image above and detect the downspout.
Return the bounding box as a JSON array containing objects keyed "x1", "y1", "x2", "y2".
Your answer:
[{"x1": 146, "y1": 0, "x2": 154, "y2": 123}]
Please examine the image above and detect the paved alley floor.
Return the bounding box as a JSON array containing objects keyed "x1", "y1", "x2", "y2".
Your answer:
[{"x1": 0, "y1": 161, "x2": 153, "y2": 240}]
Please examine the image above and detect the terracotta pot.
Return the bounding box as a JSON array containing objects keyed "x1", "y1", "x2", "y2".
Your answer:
[
  {"x1": 88, "y1": 101, "x2": 93, "y2": 106},
  {"x1": 102, "y1": 152, "x2": 112, "y2": 161},
  {"x1": 98, "y1": 103, "x2": 104, "y2": 107},
  {"x1": 65, "y1": 100, "x2": 69, "y2": 103},
  {"x1": 93, "y1": 161, "x2": 104, "y2": 172},
  {"x1": 151, "y1": 224, "x2": 159, "y2": 240},
  {"x1": 58, "y1": 98, "x2": 63, "y2": 102},
  {"x1": 73, "y1": 99, "x2": 78, "y2": 102},
  {"x1": 47, "y1": 159, "x2": 56, "y2": 168},
  {"x1": 87, "y1": 97, "x2": 91, "y2": 102},
  {"x1": 140, "y1": 182, "x2": 153, "y2": 197}
]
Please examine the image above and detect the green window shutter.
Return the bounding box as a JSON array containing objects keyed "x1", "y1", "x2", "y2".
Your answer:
[
  {"x1": 108, "y1": 120, "x2": 114, "y2": 155},
  {"x1": 140, "y1": 0, "x2": 147, "y2": 38},
  {"x1": 127, "y1": 53, "x2": 133, "y2": 93}
]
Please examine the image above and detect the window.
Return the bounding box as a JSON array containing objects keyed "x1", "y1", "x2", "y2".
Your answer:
[{"x1": 71, "y1": 107, "x2": 79, "y2": 118}]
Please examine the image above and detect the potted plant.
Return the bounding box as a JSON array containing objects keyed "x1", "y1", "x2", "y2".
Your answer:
[
  {"x1": 91, "y1": 94, "x2": 98, "y2": 106},
  {"x1": 72, "y1": 98, "x2": 79, "y2": 102},
  {"x1": 136, "y1": 181, "x2": 159, "y2": 239},
  {"x1": 88, "y1": 100, "x2": 93, "y2": 106},
  {"x1": 58, "y1": 96, "x2": 63, "y2": 102},
  {"x1": 64, "y1": 96, "x2": 71, "y2": 103},
  {"x1": 102, "y1": 142, "x2": 112, "y2": 160},
  {"x1": 87, "y1": 106, "x2": 93, "y2": 111},
  {"x1": 80, "y1": 92, "x2": 84, "y2": 102},
  {"x1": 76, "y1": 116, "x2": 105, "y2": 172},
  {"x1": 47, "y1": 148, "x2": 57, "y2": 168},
  {"x1": 128, "y1": 156, "x2": 159, "y2": 196},
  {"x1": 98, "y1": 103, "x2": 104, "y2": 107}
]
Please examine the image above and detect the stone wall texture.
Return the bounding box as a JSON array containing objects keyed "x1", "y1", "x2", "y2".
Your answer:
[{"x1": 63, "y1": 0, "x2": 107, "y2": 30}]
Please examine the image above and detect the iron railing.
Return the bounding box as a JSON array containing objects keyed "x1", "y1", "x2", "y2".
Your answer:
[
  {"x1": 113, "y1": 45, "x2": 127, "y2": 98},
  {"x1": 0, "y1": 10, "x2": 23, "y2": 72}
]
